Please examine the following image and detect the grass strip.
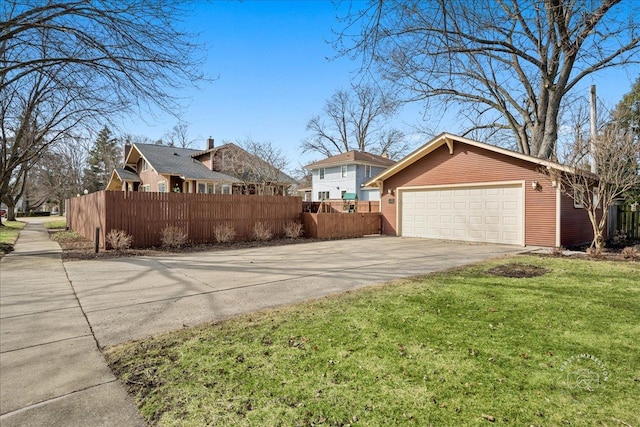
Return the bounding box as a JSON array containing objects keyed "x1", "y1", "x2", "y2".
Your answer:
[
  {"x1": 106, "y1": 256, "x2": 640, "y2": 426},
  {"x1": 0, "y1": 221, "x2": 25, "y2": 254},
  {"x1": 44, "y1": 219, "x2": 67, "y2": 229}
]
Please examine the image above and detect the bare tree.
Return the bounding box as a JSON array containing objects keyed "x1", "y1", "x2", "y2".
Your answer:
[
  {"x1": 546, "y1": 123, "x2": 639, "y2": 253},
  {"x1": 221, "y1": 139, "x2": 294, "y2": 195},
  {"x1": 335, "y1": 0, "x2": 639, "y2": 159},
  {"x1": 163, "y1": 122, "x2": 197, "y2": 148},
  {"x1": 8, "y1": 134, "x2": 88, "y2": 219},
  {"x1": 1, "y1": 0, "x2": 205, "y2": 218},
  {"x1": 302, "y1": 84, "x2": 409, "y2": 159}
]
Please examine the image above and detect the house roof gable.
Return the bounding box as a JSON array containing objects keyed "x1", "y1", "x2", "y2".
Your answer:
[
  {"x1": 364, "y1": 132, "x2": 577, "y2": 187},
  {"x1": 126, "y1": 143, "x2": 239, "y2": 182},
  {"x1": 305, "y1": 150, "x2": 396, "y2": 170},
  {"x1": 114, "y1": 167, "x2": 141, "y2": 182}
]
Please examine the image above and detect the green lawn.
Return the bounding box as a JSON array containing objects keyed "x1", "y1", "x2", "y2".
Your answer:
[
  {"x1": 44, "y1": 219, "x2": 67, "y2": 229},
  {"x1": 0, "y1": 220, "x2": 25, "y2": 253},
  {"x1": 106, "y1": 256, "x2": 640, "y2": 426}
]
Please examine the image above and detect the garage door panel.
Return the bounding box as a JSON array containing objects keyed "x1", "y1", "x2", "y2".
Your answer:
[
  {"x1": 503, "y1": 216, "x2": 518, "y2": 226},
  {"x1": 485, "y1": 201, "x2": 500, "y2": 210},
  {"x1": 485, "y1": 216, "x2": 499, "y2": 225},
  {"x1": 486, "y1": 231, "x2": 499, "y2": 240},
  {"x1": 401, "y1": 185, "x2": 523, "y2": 245},
  {"x1": 469, "y1": 216, "x2": 483, "y2": 225}
]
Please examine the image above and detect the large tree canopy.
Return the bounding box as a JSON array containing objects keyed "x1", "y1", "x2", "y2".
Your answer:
[
  {"x1": 0, "y1": 0, "x2": 204, "y2": 217},
  {"x1": 336, "y1": 0, "x2": 640, "y2": 159},
  {"x1": 302, "y1": 84, "x2": 409, "y2": 159}
]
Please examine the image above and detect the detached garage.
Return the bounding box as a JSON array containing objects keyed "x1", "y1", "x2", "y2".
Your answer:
[{"x1": 366, "y1": 133, "x2": 594, "y2": 247}]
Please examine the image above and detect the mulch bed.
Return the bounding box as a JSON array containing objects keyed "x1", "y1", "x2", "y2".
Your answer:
[
  {"x1": 487, "y1": 263, "x2": 551, "y2": 278},
  {"x1": 52, "y1": 230, "x2": 320, "y2": 262}
]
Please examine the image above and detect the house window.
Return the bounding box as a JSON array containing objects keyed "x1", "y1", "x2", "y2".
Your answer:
[
  {"x1": 318, "y1": 191, "x2": 330, "y2": 200},
  {"x1": 207, "y1": 183, "x2": 215, "y2": 194},
  {"x1": 141, "y1": 159, "x2": 149, "y2": 172},
  {"x1": 341, "y1": 190, "x2": 347, "y2": 199},
  {"x1": 198, "y1": 183, "x2": 206, "y2": 193},
  {"x1": 141, "y1": 184, "x2": 150, "y2": 192},
  {"x1": 365, "y1": 165, "x2": 372, "y2": 178},
  {"x1": 158, "y1": 182, "x2": 166, "y2": 193},
  {"x1": 574, "y1": 188, "x2": 584, "y2": 208},
  {"x1": 221, "y1": 185, "x2": 231, "y2": 195},
  {"x1": 341, "y1": 165, "x2": 347, "y2": 177},
  {"x1": 319, "y1": 168, "x2": 325, "y2": 180}
]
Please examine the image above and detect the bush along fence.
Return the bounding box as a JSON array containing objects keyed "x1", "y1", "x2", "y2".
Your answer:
[{"x1": 66, "y1": 191, "x2": 302, "y2": 249}]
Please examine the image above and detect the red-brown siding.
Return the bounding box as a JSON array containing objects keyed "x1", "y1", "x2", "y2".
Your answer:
[
  {"x1": 560, "y1": 194, "x2": 595, "y2": 247},
  {"x1": 379, "y1": 144, "x2": 557, "y2": 246}
]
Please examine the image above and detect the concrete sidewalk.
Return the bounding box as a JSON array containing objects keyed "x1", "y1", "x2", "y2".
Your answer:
[{"x1": 0, "y1": 219, "x2": 145, "y2": 426}]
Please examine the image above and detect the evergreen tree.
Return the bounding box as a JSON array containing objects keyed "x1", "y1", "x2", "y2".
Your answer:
[
  {"x1": 612, "y1": 77, "x2": 640, "y2": 138},
  {"x1": 84, "y1": 126, "x2": 121, "y2": 192}
]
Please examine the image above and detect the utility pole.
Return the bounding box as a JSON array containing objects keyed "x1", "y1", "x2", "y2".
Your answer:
[{"x1": 590, "y1": 85, "x2": 598, "y2": 174}]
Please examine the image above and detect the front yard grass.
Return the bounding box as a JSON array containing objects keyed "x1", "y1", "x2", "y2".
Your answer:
[
  {"x1": 44, "y1": 218, "x2": 67, "y2": 229},
  {"x1": 106, "y1": 256, "x2": 639, "y2": 426},
  {"x1": 0, "y1": 221, "x2": 25, "y2": 254}
]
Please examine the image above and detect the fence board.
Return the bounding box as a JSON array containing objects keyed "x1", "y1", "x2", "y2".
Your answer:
[
  {"x1": 302, "y1": 213, "x2": 381, "y2": 239},
  {"x1": 67, "y1": 191, "x2": 302, "y2": 248}
]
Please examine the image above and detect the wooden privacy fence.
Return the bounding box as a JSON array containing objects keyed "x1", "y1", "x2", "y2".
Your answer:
[
  {"x1": 615, "y1": 204, "x2": 640, "y2": 239},
  {"x1": 67, "y1": 191, "x2": 302, "y2": 248},
  {"x1": 302, "y1": 212, "x2": 381, "y2": 239},
  {"x1": 302, "y1": 201, "x2": 380, "y2": 213}
]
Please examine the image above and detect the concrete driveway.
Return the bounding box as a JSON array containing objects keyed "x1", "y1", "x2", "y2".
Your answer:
[{"x1": 63, "y1": 236, "x2": 526, "y2": 348}]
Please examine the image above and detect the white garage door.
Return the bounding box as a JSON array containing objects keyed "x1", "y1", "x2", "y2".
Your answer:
[{"x1": 400, "y1": 185, "x2": 523, "y2": 245}]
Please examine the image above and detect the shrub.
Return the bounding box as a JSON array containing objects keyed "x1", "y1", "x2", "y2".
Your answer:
[
  {"x1": 283, "y1": 221, "x2": 304, "y2": 239},
  {"x1": 213, "y1": 224, "x2": 236, "y2": 243},
  {"x1": 161, "y1": 226, "x2": 188, "y2": 248},
  {"x1": 106, "y1": 229, "x2": 133, "y2": 251},
  {"x1": 621, "y1": 246, "x2": 639, "y2": 260},
  {"x1": 609, "y1": 230, "x2": 629, "y2": 247},
  {"x1": 252, "y1": 222, "x2": 272, "y2": 241}
]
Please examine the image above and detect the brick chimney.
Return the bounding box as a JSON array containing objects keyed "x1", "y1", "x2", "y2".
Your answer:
[
  {"x1": 124, "y1": 143, "x2": 131, "y2": 162},
  {"x1": 207, "y1": 137, "x2": 214, "y2": 150}
]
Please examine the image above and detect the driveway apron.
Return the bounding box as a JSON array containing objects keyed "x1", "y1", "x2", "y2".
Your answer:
[{"x1": 0, "y1": 219, "x2": 145, "y2": 427}]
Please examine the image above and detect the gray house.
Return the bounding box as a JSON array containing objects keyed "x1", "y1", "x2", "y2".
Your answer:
[{"x1": 305, "y1": 151, "x2": 396, "y2": 201}]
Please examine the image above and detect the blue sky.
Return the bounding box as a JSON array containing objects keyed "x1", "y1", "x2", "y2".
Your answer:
[{"x1": 122, "y1": 1, "x2": 639, "y2": 170}]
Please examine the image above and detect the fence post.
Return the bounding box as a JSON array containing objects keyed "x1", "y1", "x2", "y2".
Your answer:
[{"x1": 95, "y1": 227, "x2": 100, "y2": 253}]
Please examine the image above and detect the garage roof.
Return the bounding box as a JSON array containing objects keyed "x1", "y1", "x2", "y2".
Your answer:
[{"x1": 364, "y1": 132, "x2": 578, "y2": 187}]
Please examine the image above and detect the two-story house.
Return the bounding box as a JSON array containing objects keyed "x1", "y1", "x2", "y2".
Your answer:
[{"x1": 305, "y1": 151, "x2": 396, "y2": 201}]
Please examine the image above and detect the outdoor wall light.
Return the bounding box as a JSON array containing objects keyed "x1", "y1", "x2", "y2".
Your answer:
[
  {"x1": 83, "y1": 189, "x2": 89, "y2": 195},
  {"x1": 531, "y1": 181, "x2": 540, "y2": 190},
  {"x1": 388, "y1": 188, "x2": 394, "y2": 195}
]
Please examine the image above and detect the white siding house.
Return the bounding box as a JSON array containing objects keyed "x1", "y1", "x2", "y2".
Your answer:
[{"x1": 305, "y1": 151, "x2": 395, "y2": 202}]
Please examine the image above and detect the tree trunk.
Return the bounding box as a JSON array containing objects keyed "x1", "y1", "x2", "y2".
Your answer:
[{"x1": 6, "y1": 204, "x2": 17, "y2": 222}]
